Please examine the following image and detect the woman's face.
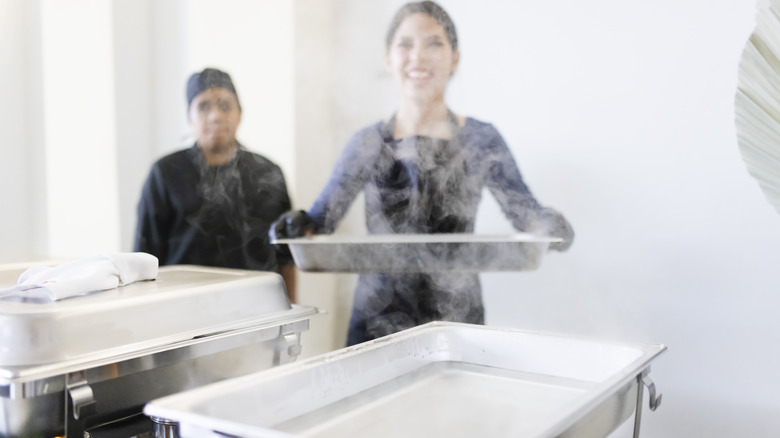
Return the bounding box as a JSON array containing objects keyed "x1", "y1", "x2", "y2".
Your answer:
[
  {"x1": 188, "y1": 88, "x2": 242, "y2": 153},
  {"x1": 385, "y1": 13, "x2": 460, "y2": 103}
]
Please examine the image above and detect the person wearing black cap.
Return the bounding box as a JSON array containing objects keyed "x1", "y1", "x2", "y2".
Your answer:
[{"x1": 134, "y1": 67, "x2": 297, "y2": 301}]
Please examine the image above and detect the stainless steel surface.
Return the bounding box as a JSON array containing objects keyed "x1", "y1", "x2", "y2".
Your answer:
[
  {"x1": 84, "y1": 413, "x2": 156, "y2": 437},
  {"x1": 0, "y1": 265, "x2": 294, "y2": 366},
  {"x1": 632, "y1": 367, "x2": 664, "y2": 438},
  {"x1": 640, "y1": 368, "x2": 662, "y2": 411},
  {"x1": 1, "y1": 316, "x2": 314, "y2": 437},
  {"x1": 151, "y1": 416, "x2": 180, "y2": 438},
  {"x1": 0, "y1": 265, "x2": 319, "y2": 438},
  {"x1": 144, "y1": 322, "x2": 666, "y2": 438},
  {"x1": 274, "y1": 233, "x2": 560, "y2": 272}
]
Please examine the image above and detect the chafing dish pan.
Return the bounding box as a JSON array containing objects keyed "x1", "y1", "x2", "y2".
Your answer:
[
  {"x1": 0, "y1": 265, "x2": 318, "y2": 437},
  {"x1": 273, "y1": 233, "x2": 560, "y2": 273},
  {"x1": 145, "y1": 322, "x2": 666, "y2": 438}
]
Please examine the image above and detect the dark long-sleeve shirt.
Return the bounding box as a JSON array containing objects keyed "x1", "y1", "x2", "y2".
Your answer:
[
  {"x1": 135, "y1": 144, "x2": 292, "y2": 271},
  {"x1": 307, "y1": 116, "x2": 548, "y2": 345},
  {"x1": 310, "y1": 118, "x2": 543, "y2": 234}
]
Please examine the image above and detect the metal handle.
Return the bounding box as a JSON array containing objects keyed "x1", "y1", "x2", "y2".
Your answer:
[
  {"x1": 276, "y1": 331, "x2": 302, "y2": 365},
  {"x1": 68, "y1": 383, "x2": 96, "y2": 420},
  {"x1": 640, "y1": 368, "x2": 662, "y2": 411},
  {"x1": 275, "y1": 324, "x2": 303, "y2": 365},
  {"x1": 65, "y1": 372, "x2": 96, "y2": 437},
  {"x1": 633, "y1": 366, "x2": 664, "y2": 438}
]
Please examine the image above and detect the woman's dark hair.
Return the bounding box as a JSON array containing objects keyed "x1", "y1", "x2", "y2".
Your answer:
[{"x1": 385, "y1": 1, "x2": 458, "y2": 51}]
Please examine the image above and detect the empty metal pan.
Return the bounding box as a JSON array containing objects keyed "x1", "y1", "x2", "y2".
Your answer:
[{"x1": 145, "y1": 321, "x2": 666, "y2": 438}]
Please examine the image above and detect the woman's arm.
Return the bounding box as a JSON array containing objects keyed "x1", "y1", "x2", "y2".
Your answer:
[
  {"x1": 478, "y1": 126, "x2": 544, "y2": 231},
  {"x1": 478, "y1": 125, "x2": 574, "y2": 249},
  {"x1": 308, "y1": 126, "x2": 384, "y2": 233}
]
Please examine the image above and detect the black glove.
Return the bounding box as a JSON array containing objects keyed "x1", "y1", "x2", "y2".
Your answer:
[
  {"x1": 269, "y1": 210, "x2": 317, "y2": 242},
  {"x1": 539, "y1": 207, "x2": 574, "y2": 252}
]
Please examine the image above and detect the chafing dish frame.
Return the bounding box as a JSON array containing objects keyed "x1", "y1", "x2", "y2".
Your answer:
[
  {"x1": 144, "y1": 321, "x2": 666, "y2": 438},
  {"x1": 0, "y1": 265, "x2": 320, "y2": 438},
  {"x1": 0, "y1": 315, "x2": 314, "y2": 437}
]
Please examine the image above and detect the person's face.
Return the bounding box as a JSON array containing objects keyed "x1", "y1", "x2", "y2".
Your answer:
[
  {"x1": 385, "y1": 13, "x2": 460, "y2": 102},
  {"x1": 188, "y1": 88, "x2": 242, "y2": 152}
]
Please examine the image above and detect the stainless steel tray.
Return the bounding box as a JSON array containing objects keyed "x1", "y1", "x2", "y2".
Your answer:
[
  {"x1": 0, "y1": 265, "x2": 302, "y2": 366},
  {"x1": 145, "y1": 322, "x2": 666, "y2": 438},
  {"x1": 273, "y1": 233, "x2": 560, "y2": 273},
  {"x1": 0, "y1": 264, "x2": 320, "y2": 438}
]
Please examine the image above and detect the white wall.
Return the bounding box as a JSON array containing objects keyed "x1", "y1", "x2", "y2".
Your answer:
[
  {"x1": 40, "y1": 0, "x2": 122, "y2": 257},
  {"x1": 1, "y1": 0, "x2": 122, "y2": 260},
  {"x1": 456, "y1": 1, "x2": 780, "y2": 436},
  {"x1": 0, "y1": 0, "x2": 35, "y2": 262}
]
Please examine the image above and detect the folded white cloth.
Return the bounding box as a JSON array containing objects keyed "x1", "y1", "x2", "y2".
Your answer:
[{"x1": 0, "y1": 252, "x2": 158, "y2": 301}]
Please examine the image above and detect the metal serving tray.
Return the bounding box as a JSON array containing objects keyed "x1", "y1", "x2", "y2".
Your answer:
[
  {"x1": 273, "y1": 233, "x2": 560, "y2": 273},
  {"x1": 0, "y1": 265, "x2": 319, "y2": 437},
  {"x1": 0, "y1": 265, "x2": 299, "y2": 366},
  {"x1": 145, "y1": 322, "x2": 666, "y2": 438}
]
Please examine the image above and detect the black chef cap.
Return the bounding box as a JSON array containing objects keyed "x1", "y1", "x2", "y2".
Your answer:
[{"x1": 186, "y1": 67, "x2": 240, "y2": 108}]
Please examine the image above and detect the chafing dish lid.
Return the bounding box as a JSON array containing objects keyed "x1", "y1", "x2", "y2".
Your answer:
[{"x1": 0, "y1": 265, "x2": 304, "y2": 368}]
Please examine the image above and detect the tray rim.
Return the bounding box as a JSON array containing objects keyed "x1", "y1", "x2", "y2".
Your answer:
[
  {"x1": 275, "y1": 233, "x2": 558, "y2": 273},
  {"x1": 0, "y1": 306, "x2": 320, "y2": 383},
  {"x1": 273, "y1": 232, "x2": 562, "y2": 245}
]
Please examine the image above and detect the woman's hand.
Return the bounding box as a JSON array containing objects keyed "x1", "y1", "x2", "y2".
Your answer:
[
  {"x1": 539, "y1": 207, "x2": 574, "y2": 252},
  {"x1": 269, "y1": 210, "x2": 316, "y2": 241}
]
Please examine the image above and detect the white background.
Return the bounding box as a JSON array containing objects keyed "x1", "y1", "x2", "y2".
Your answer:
[{"x1": 1, "y1": 0, "x2": 778, "y2": 436}]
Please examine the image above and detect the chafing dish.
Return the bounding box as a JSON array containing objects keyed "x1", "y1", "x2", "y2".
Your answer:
[
  {"x1": 0, "y1": 265, "x2": 319, "y2": 438},
  {"x1": 145, "y1": 321, "x2": 666, "y2": 438}
]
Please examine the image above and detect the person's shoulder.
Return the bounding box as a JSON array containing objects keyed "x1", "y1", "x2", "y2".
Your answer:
[
  {"x1": 337, "y1": 120, "x2": 387, "y2": 152},
  {"x1": 238, "y1": 147, "x2": 284, "y2": 172},
  {"x1": 461, "y1": 116, "x2": 504, "y2": 143},
  {"x1": 152, "y1": 146, "x2": 197, "y2": 171},
  {"x1": 237, "y1": 148, "x2": 290, "y2": 193},
  {"x1": 463, "y1": 116, "x2": 498, "y2": 133},
  {"x1": 350, "y1": 120, "x2": 388, "y2": 145},
  {"x1": 350, "y1": 120, "x2": 386, "y2": 139},
  {"x1": 154, "y1": 146, "x2": 194, "y2": 166},
  {"x1": 142, "y1": 147, "x2": 197, "y2": 189}
]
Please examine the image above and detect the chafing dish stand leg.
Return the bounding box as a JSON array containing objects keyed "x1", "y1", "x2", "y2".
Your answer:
[
  {"x1": 151, "y1": 416, "x2": 179, "y2": 438},
  {"x1": 632, "y1": 367, "x2": 663, "y2": 438}
]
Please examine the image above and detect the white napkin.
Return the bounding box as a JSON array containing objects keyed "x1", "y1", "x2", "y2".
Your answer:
[{"x1": 0, "y1": 252, "x2": 159, "y2": 301}]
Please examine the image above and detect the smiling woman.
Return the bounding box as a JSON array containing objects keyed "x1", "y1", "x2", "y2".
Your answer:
[
  {"x1": 270, "y1": 0, "x2": 575, "y2": 346},
  {"x1": 385, "y1": 7, "x2": 460, "y2": 112}
]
